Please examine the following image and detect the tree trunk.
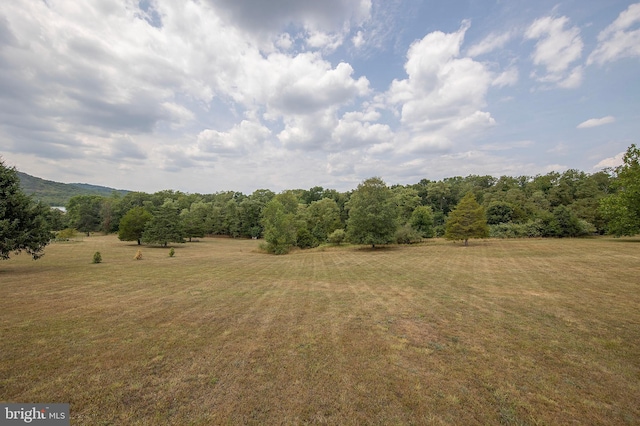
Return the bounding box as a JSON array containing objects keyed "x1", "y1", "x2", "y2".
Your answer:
[
  {"x1": 137, "y1": 239, "x2": 141, "y2": 245},
  {"x1": 464, "y1": 239, "x2": 468, "y2": 246}
]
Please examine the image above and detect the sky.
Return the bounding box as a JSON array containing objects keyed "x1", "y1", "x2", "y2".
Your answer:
[{"x1": 0, "y1": 0, "x2": 638, "y2": 194}]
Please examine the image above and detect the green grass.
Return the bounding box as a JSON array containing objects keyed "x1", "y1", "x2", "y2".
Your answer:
[{"x1": 1, "y1": 236, "x2": 639, "y2": 425}]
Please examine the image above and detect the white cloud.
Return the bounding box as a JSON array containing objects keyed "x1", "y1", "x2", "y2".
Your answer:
[
  {"x1": 525, "y1": 16, "x2": 584, "y2": 88},
  {"x1": 352, "y1": 30, "x2": 365, "y2": 48},
  {"x1": 305, "y1": 30, "x2": 344, "y2": 53},
  {"x1": 593, "y1": 151, "x2": 624, "y2": 169},
  {"x1": 384, "y1": 21, "x2": 495, "y2": 152},
  {"x1": 577, "y1": 116, "x2": 616, "y2": 129},
  {"x1": 197, "y1": 120, "x2": 271, "y2": 157},
  {"x1": 588, "y1": 3, "x2": 640, "y2": 66},
  {"x1": 255, "y1": 54, "x2": 370, "y2": 117},
  {"x1": 492, "y1": 67, "x2": 519, "y2": 87},
  {"x1": 467, "y1": 30, "x2": 514, "y2": 57},
  {"x1": 331, "y1": 111, "x2": 394, "y2": 150}
]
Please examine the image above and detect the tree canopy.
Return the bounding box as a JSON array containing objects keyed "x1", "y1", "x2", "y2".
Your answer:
[
  {"x1": 1, "y1": 159, "x2": 53, "y2": 260},
  {"x1": 142, "y1": 199, "x2": 185, "y2": 247},
  {"x1": 118, "y1": 206, "x2": 152, "y2": 245},
  {"x1": 346, "y1": 177, "x2": 398, "y2": 248},
  {"x1": 600, "y1": 144, "x2": 640, "y2": 236}
]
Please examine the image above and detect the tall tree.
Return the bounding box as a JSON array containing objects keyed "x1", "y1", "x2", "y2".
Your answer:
[
  {"x1": 410, "y1": 205, "x2": 435, "y2": 238},
  {"x1": 346, "y1": 177, "x2": 398, "y2": 248},
  {"x1": 118, "y1": 206, "x2": 152, "y2": 245},
  {"x1": 393, "y1": 186, "x2": 421, "y2": 225},
  {"x1": 600, "y1": 144, "x2": 640, "y2": 236},
  {"x1": 1, "y1": 159, "x2": 53, "y2": 260},
  {"x1": 67, "y1": 195, "x2": 104, "y2": 236},
  {"x1": 180, "y1": 201, "x2": 209, "y2": 241},
  {"x1": 306, "y1": 198, "x2": 342, "y2": 243},
  {"x1": 261, "y1": 195, "x2": 297, "y2": 254},
  {"x1": 142, "y1": 199, "x2": 185, "y2": 246},
  {"x1": 445, "y1": 192, "x2": 489, "y2": 246}
]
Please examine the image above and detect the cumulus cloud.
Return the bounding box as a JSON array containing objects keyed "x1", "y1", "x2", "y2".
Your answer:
[
  {"x1": 576, "y1": 116, "x2": 616, "y2": 129},
  {"x1": 384, "y1": 21, "x2": 495, "y2": 152},
  {"x1": 588, "y1": 3, "x2": 640, "y2": 66},
  {"x1": 261, "y1": 55, "x2": 370, "y2": 116},
  {"x1": 593, "y1": 151, "x2": 625, "y2": 169},
  {"x1": 525, "y1": 16, "x2": 584, "y2": 88},
  {"x1": 197, "y1": 120, "x2": 271, "y2": 157}
]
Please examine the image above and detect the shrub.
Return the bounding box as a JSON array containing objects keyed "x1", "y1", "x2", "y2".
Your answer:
[
  {"x1": 134, "y1": 250, "x2": 143, "y2": 260},
  {"x1": 327, "y1": 229, "x2": 346, "y2": 245},
  {"x1": 395, "y1": 224, "x2": 423, "y2": 244},
  {"x1": 489, "y1": 223, "x2": 529, "y2": 238},
  {"x1": 92, "y1": 251, "x2": 102, "y2": 264},
  {"x1": 295, "y1": 227, "x2": 318, "y2": 249},
  {"x1": 56, "y1": 228, "x2": 76, "y2": 241},
  {"x1": 433, "y1": 225, "x2": 446, "y2": 238},
  {"x1": 169, "y1": 247, "x2": 175, "y2": 257}
]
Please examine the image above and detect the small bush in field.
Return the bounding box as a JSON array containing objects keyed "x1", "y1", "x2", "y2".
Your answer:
[
  {"x1": 92, "y1": 251, "x2": 102, "y2": 264},
  {"x1": 395, "y1": 224, "x2": 422, "y2": 244},
  {"x1": 134, "y1": 250, "x2": 143, "y2": 260},
  {"x1": 56, "y1": 228, "x2": 76, "y2": 240},
  {"x1": 327, "y1": 229, "x2": 346, "y2": 245},
  {"x1": 169, "y1": 247, "x2": 175, "y2": 257}
]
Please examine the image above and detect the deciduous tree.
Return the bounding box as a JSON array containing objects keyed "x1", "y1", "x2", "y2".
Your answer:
[
  {"x1": 67, "y1": 195, "x2": 104, "y2": 236},
  {"x1": 410, "y1": 205, "x2": 435, "y2": 238},
  {"x1": 261, "y1": 195, "x2": 298, "y2": 254},
  {"x1": 118, "y1": 206, "x2": 152, "y2": 245},
  {"x1": 346, "y1": 177, "x2": 398, "y2": 248},
  {"x1": 600, "y1": 144, "x2": 640, "y2": 236}
]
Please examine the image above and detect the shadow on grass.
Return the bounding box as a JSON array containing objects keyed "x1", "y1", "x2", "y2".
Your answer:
[
  {"x1": 353, "y1": 245, "x2": 402, "y2": 252},
  {"x1": 607, "y1": 237, "x2": 640, "y2": 243}
]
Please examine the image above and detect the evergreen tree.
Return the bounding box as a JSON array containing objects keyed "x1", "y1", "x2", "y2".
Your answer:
[
  {"x1": 346, "y1": 177, "x2": 398, "y2": 248},
  {"x1": 142, "y1": 199, "x2": 185, "y2": 246},
  {"x1": 445, "y1": 192, "x2": 489, "y2": 246},
  {"x1": 1, "y1": 159, "x2": 53, "y2": 260}
]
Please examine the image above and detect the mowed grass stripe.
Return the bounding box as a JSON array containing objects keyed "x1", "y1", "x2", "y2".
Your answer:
[{"x1": 1, "y1": 236, "x2": 639, "y2": 424}]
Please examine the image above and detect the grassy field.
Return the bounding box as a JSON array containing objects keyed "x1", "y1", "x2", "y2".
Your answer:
[{"x1": 1, "y1": 235, "x2": 639, "y2": 425}]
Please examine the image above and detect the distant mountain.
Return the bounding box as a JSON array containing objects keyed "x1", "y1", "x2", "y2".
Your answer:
[{"x1": 17, "y1": 171, "x2": 129, "y2": 207}]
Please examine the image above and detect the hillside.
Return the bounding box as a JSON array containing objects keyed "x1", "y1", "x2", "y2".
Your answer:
[{"x1": 17, "y1": 171, "x2": 129, "y2": 206}]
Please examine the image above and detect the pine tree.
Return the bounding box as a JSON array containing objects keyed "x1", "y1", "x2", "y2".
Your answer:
[
  {"x1": 1, "y1": 158, "x2": 53, "y2": 260},
  {"x1": 445, "y1": 192, "x2": 489, "y2": 246}
]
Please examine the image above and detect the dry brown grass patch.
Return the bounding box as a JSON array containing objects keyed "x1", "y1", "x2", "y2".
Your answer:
[{"x1": 1, "y1": 236, "x2": 639, "y2": 424}]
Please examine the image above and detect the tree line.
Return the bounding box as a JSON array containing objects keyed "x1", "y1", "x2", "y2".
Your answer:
[{"x1": 2, "y1": 145, "x2": 639, "y2": 258}]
